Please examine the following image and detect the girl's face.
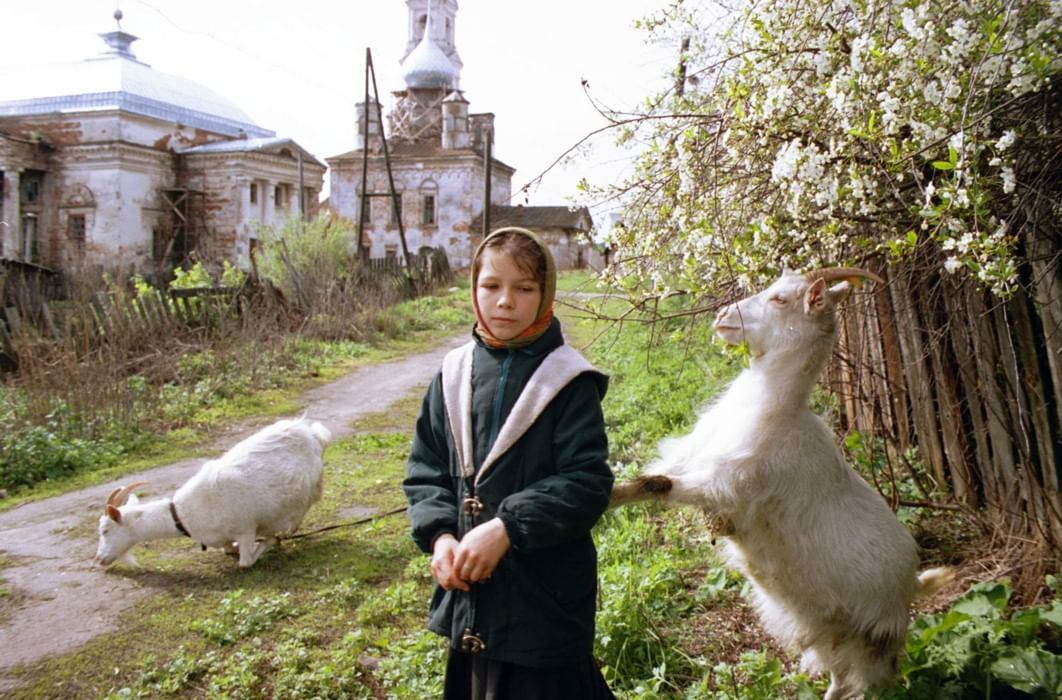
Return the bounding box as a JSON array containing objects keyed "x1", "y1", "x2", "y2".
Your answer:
[{"x1": 475, "y1": 247, "x2": 543, "y2": 341}]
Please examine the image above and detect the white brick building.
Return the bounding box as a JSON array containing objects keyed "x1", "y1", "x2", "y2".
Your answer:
[
  {"x1": 327, "y1": 0, "x2": 593, "y2": 270},
  {"x1": 0, "y1": 21, "x2": 325, "y2": 276}
]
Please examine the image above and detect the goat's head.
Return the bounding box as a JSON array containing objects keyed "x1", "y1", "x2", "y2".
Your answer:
[
  {"x1": 714, "y1": 267, "x2": 883, "y2": 358},
  {"x1": 94, "y1": 482, "x2": 146, "y2": 567}
]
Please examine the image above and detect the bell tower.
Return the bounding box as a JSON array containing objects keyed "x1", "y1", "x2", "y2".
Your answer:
[
  {"x1": 391, "y1": 0, "x2": 464, "y2": 144},
  {"x1": 403, "y1": 0, "x2": 462, "y2": 76}
]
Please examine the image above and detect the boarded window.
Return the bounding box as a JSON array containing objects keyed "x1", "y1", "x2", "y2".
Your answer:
[
  {"x1": 422, "y1": 194, "x2": 436, "y2": 226},
  {"x1": 152, "y1": 227, "x2": 166, "y2": 262},
  {"x1": 389, "y1": 193, "x2": 403, "y2": 226},
  {"x1": 250, "y1": 182, "x2": 258, "y2": 204},
  {"x1": 69, "y1": 214, "x2": 86, "y2": 254},
  {"x1": 360, "y1": 195, "x2": 371, "y2": 226},
  {"x1": 21, "y1": 173, "x2": 42, "y2": 203},
  {"x1": 21, "y1": 214, "x2": 39, "y2": 263},
  {"x1": 419, "y1": 179, "x2": 438, "y2": 227}
]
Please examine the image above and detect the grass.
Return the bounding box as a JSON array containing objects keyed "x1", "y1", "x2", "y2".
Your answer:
[
  {"x1": 5, "y1": 286, "x2": 1060, "y2": 698},
  {"x1": 0, "y1": 283, "x2": 474, "y2": 513},
  {"x1": 6, "y1": 405, "x2": 431, "y2": 699},
  {"x1": 6, "y1": 298, "x2": 753, "y2": 699}
]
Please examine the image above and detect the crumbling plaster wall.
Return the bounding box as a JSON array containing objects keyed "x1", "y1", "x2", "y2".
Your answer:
[
  {"x1": 329, "y1": 152, "x2": 512, "y2": 269},
  {"x1": 181, "y1": 152, "x2": 325, "y2": 269},
  {"x1": 0, "y1": 110, "x2": 239, "y2": 272},
  {"x1": 51, "y1": 140, "x2": 174, "y2": 271}
]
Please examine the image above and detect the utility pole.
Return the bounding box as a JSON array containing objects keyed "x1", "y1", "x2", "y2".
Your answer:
[
  {"x1": 297, "y1": 149, "x2": 304, "y2": 221},
  {"x1": 357, "y1": 48, "x2": 371, "y2": 257},
  {"x1": 482, "y1": 125, "x2": 493, "y2": 238}
]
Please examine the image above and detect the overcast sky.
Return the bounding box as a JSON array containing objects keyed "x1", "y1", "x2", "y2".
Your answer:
[{"x1": 0, "y1": 0, "x2": 677, "y2": 217}]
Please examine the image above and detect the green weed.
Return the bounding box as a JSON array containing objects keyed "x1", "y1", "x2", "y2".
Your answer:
[{"x1": 872, "y1": 580, "x2": 1062, "y2": 699}]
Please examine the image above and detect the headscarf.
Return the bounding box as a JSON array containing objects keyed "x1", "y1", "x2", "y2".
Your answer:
[{"x1": 470, "y1": 227, "x2": 557, "y2": 350}]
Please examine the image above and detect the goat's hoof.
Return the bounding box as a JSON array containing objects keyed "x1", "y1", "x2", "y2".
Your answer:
[{"x1": 641, "y1": 475, "x2": 673, "y2": 494}]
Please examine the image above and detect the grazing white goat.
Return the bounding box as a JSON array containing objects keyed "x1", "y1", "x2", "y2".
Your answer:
[
  {"x1": 95, "y1": 417, "x2": 331, "y2": 568},
  {"x1": 611, "y1": 268, "x2": 952, "y2": 700}
]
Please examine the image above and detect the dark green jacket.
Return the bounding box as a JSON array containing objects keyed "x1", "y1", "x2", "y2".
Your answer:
[{"x1": 403, "y1": 319, "x2": 612, "y2": 667}]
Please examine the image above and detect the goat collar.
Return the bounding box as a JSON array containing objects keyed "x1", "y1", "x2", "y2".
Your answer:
[{"x1": 169, "y1": 500, "x2": 192, "y2": 538}]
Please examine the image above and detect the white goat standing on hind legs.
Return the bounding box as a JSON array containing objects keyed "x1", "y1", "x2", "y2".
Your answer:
[
  {"x1": 610, "y1": 268, "x2": 953, "y2": 700},
  {"x1": 95, "y1": 417, "x2": 332, "y2": 569}
]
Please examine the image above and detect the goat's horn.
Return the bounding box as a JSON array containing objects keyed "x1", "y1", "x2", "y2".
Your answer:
[
  {"x1": 805, "y1": 267, "x2": 884, "y2": 286},
  {"x1": 106, "y1": 481, "x2": 148, "y2": 509}
]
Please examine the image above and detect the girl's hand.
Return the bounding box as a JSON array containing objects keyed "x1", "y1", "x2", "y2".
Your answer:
[
  {"x1": 452, "y1": 518, "x2": 511, "y2": 583},
  {"x1": 431, "y1": 534, "x2": 470, "y2": 591}
]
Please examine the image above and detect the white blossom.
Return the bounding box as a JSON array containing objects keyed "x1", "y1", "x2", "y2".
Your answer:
[
  {"x1": 901, "y1": 7, "x2": 926, "y2": 41},
  {"x1": 771, "y1": 140, "x2": 802, "y2": 181},
  {"x1": 923, "y1": 80, "x2": 941, "y2": 104},
  {"x1": 1001, "y1": 167, "x2": 1016, "y2": 194}
]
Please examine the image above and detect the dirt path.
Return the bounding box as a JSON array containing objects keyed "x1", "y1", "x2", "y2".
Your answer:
[{"x1": 0, "y1": 332, "x2": 467, "y2": 691}]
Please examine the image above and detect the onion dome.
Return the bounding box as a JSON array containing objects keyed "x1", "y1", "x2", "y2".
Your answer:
[{"x1": 400, "y1": 5, "x2": 459, "y2": 90}]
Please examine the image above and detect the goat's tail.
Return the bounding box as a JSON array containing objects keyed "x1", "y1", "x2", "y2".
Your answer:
[
  {"x1": 310, "y1": 421, "x2": 333, "y2": 446},
  {"x1": 914, "y1": 566, "x2": 955, "y2": 599}
]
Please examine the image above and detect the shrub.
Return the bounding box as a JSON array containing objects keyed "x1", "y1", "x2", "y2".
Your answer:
[{"x1": 873, "y1": 580, "x2": 1062, "y2": 699}]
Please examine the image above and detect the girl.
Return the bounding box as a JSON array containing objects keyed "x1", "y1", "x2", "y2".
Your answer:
[{"x1": 403, "y1": 227, "x2": 615, "y2": 699}]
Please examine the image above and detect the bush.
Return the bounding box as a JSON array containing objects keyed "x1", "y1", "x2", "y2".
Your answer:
[
  {"x1": 0, "y1": 404, "x2": 125, "y2": 492},
  {"x1": 873, "y1": 580, "x2": 1062, "y2": 699}
]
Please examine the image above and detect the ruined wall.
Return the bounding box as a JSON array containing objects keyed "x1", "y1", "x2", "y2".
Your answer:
[
  {"x1": 1, "y1": 105, "x2": 321, "y2": 275},
  {"x1": 181, "y1": 151, "x2": 325, "y2": 270},
  {"x1": 0, "y1": 134, "x2": 51, "y2": 259},
  {"x1": 328, "y1": 151, "x2": 513, "y2": 269},
  {"x1": 52, "y1": 141, "x2": 175, "y2": 271}
]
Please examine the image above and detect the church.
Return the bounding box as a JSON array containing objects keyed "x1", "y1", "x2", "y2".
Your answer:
[
  {"x1": 327, "y1": 0, "x2": 595, "y2": 270},
  {"x1": 0, "y1": 3, "x2": 595, "y2": 278},
  {"x1": 0, "y1": 13, "x2": 325, "y2": 277}
]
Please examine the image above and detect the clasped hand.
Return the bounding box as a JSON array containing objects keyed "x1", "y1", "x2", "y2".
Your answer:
[{"x1": 431, "y1": 518, "x2": 511, "y2": 591}]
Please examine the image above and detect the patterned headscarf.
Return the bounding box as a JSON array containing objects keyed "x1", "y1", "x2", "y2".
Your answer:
[{"x1": 470, "y1": 227, "x2": 557, "y2": 350}]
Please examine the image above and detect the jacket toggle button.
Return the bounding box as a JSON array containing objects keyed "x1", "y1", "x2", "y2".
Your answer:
[
  {"x1": 461, "y1": 628, "x2": 486, "y2": 653},
  {"x1": 462, "y1": 496, "x2": 483, "y2": 518}
]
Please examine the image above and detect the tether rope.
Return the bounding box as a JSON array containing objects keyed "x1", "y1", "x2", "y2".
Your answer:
[{"x1": 279, "y1": 505, "x2": 408, "y2": 542}]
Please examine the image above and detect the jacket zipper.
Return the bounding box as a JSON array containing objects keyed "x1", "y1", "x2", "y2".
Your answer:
[
  {"x1": 486, "y1": 350, "x2": 513, "y2": 457},
  {"x1": 459, "y1": 349, "x2": 512, "y2": 654}
]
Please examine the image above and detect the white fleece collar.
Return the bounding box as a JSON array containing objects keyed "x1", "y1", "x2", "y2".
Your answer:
[{"x1": 441, "y1": 341, "x2": 597, "y2": 485}]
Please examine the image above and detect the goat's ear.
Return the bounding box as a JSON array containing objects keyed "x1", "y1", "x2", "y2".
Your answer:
[
  {"x1": 804, "y1": 278, "x2": 829, "y2": 315},
  {"x1": 107, "y1": 504, "x2": 122, "y2": 523},
  {"x1": 827, "y1": 281, "x2": 853, "y2": 305}
]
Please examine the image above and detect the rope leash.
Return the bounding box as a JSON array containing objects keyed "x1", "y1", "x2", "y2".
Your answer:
[{"x1": 279, "y1": 505, "x2": 408, "y2": 542}]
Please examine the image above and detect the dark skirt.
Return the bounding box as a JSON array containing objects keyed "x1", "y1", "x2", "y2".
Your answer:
[{"x1": 443, "y1": 650, "x2": 616, "y2": 700}]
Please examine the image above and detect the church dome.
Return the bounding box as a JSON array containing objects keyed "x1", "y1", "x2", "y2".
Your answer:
[
  {"x1": 400, "y1": 27, "x2": 459, "y2": 90},
  {"x1": 0, "y1": 31, "x2": 271, "y2": 139}
]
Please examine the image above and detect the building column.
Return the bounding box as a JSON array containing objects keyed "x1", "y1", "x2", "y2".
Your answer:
[
  {"x1": 265, "y1": 180, "x2": 276, "y2": 225},
  {"x1": 288, "y1": 185, "x2": 299, "y2": 218},
  {"x1": 1, "y1": 170, "x2": 21, "y2": 258}
]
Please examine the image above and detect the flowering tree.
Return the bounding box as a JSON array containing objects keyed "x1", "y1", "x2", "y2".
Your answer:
[
  {"x1": 601, "y1": 0, "x2": 1062, "y2": 554},
  {"x1": 605, "y1": 0, "x2": 1058, "y2": 294}
]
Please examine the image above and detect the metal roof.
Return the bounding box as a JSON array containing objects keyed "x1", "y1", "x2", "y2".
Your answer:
[
  {"x1": 0, "y1": 32, "x2": 271, "y2": 139},
  {"x1": 179, "y1": 136, "x2": 327, "y2": 168},
  {"x1": 471, "y1": 205, "x2": 594, "y2": 232}
]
